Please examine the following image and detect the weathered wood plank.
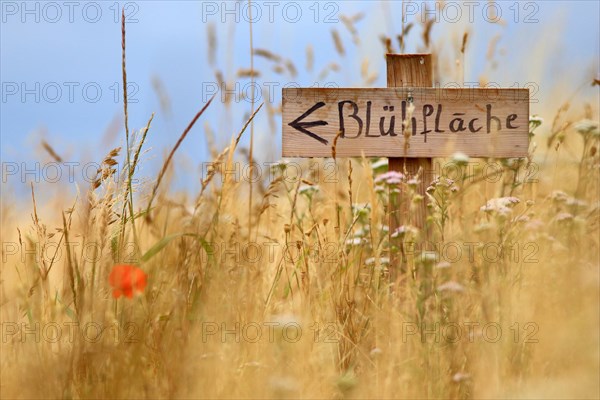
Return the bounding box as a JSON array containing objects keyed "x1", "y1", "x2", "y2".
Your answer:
[
  {"x1": 387, "y1": 53, "x2": 433, "y2": 279},
  {"x1": 282, "y1": 87, "x2": 529, "y2": 158}
]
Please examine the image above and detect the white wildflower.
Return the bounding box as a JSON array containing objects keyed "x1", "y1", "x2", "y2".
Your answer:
[
  {"x1": 407, "y1": 177, "x2": 420, "y2": 188},
  {"x1": 270, "y1": 313, "x2": 301, "y2": 328},
  {"x1": 574, "y1": 119, "x2": 599, "y2": 137},
  {"x1": 352, "y1": 203, "x2": 371, "y2": 216},
  {"x1": 370, "y1": 158, "x2": 389, "y2": 170},
  {"x1": 269, "y1": 376, "x2": 300, "y2": 394},
  {"x1": 419, "y1": 251, "x2": 439, "y2": 265},
  {"x1": 529, "y1": 115, "x2": 543, "y2": 125},
  {"x1": 555, "y1": 212, "x2": 574, "y2": 222},
  {"x1": 369, "y1": 348, "x2": 383, "y2": 358},
  {"x1": 452, "y1": 372, "x2": 471, "y2": 382},
  {"x1": 474, "y1": 222, "x2": 492, "y2": 232},
  {"x1": 353, "y1": 227, "x2": 369, "y2": 237},
  {"x1": 566, "y1": 197, "x2": 587, "y2": 209},
  {"x1": 452, "y1": 152, "x2": 470, "y2": 166},
  {"x1": 437, "y1": 281, "x2": 465, "y2": 293},
  {"x1": 550, "y1": 190, "x2": 569, "y2": 203},
  {"x1": 365, "y1": 257, "x2": 390, "y2": 266},
  {"x1": 391, "y1": 225, "x2": 417, "y2": 238},
  {"x1": 299, "y1": 184, "x2": 319, "y2": 195},
  {"x1": 480, "y1": 197, "x2": 520, "y2": 215},
  {"x1": 525, "y1": 219, "x2": 544, "y2": 230},
  {"x1": 346, "y1": 237, "x2": 366, "y2": 246},
  {"x1": 375, "y1": 170, "x2": 405, "y2": 185},
  {"x1": 270, "y1": 159, "x2": 289, "y2": 171},
  {"x1": 435, "y1": 261, "x2": 452, "y2": 269}
]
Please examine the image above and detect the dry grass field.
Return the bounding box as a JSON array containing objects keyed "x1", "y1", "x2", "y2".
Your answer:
[{"x1": 1, "y1": 4, "x2": 599, "y2": 399}]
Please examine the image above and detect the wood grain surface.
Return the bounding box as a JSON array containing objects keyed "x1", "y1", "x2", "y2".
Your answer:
[{"x1": 283, "y1": 87, "x2": 529, "y2": 158}]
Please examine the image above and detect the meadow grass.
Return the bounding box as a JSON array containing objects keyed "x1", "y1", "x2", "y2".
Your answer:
[{"x1": 1, "y1": 5, "x2": 599, "y2": 400}]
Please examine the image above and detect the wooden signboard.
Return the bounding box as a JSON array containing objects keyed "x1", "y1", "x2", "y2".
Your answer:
[
  {"x1": 283, "y1": 88, "x2": 529, "y2": 158},
  {"x1": 282, "y1": 54, "x2": 530, "y2": 279}
]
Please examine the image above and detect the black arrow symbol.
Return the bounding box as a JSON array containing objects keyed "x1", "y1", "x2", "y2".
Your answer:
[{"x1": 288, "y1": 102, "x2": 329, "y2": 145}]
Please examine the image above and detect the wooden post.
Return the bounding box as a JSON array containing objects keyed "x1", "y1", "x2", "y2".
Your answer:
[{"x1": 386, "y1": 54, "x2": 434, "y2": 278}]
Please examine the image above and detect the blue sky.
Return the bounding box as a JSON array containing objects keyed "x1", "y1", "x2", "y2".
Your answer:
[{"x1": 1, "y1": 1, "x2": 598, "y2": 197}]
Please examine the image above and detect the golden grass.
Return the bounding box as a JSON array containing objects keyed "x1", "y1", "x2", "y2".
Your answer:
[{"x1": 1, "y1": 4, "x2": 599, "y2": 400}]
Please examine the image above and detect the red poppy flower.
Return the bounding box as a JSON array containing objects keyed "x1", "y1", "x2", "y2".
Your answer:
[{"x1": 109, "y1": 264, "x2": 147, "y2": 299}]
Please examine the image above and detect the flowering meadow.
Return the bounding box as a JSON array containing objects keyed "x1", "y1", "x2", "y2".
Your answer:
[{"x1": 1, "y1": 3, "x2": 599, "y2": 399}]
